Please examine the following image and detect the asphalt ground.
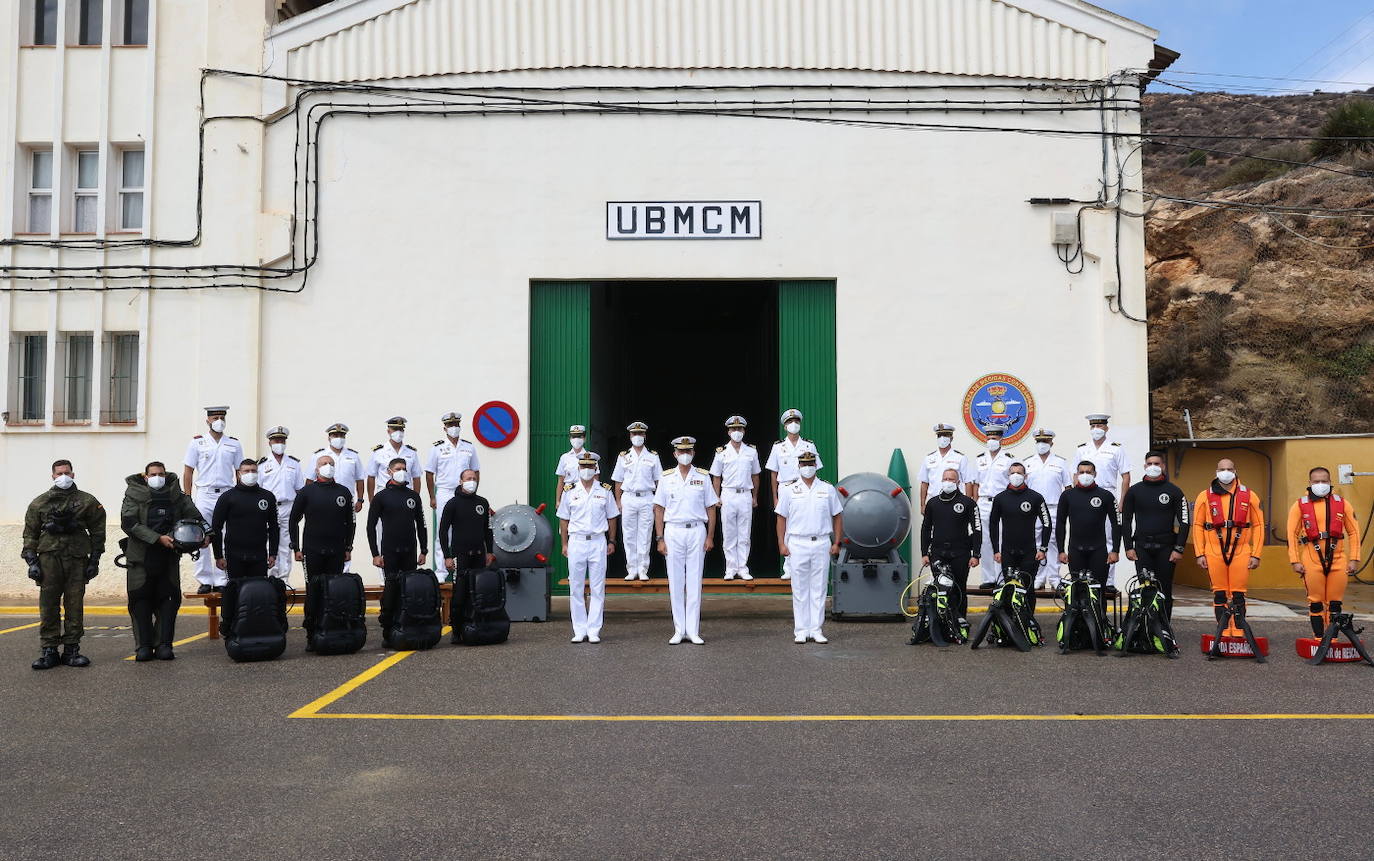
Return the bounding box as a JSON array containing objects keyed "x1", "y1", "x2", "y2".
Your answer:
[{"x1": 2, "y1": 596, "x2": 1373, "y2": 860}]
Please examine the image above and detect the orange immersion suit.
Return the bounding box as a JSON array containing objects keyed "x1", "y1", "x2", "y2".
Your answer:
[
  {"x1": 1192, "y1": 482, "x2": 1265, "y2": 600},
  {"x1": 1287, "y1": 494, "x2": 1362, "y2": 635}
]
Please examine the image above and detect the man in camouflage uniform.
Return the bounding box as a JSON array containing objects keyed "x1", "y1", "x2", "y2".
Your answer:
[{"x1": 21, "y1": 459, "x2": 106, "y2": 670}]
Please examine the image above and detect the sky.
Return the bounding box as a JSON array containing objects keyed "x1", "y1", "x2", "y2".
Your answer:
[{"x1": 1095, "y1": 1, "x2": 1374, "y2": 93}]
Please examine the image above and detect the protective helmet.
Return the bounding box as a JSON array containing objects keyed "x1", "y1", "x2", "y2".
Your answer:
[{"x1": 171, "y1": 519, "x2": 207, "y2": 555}]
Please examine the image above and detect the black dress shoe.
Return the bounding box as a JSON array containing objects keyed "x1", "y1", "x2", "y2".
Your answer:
[
  {"x1": 155, "y1": 644, "x2": 176, "y2": 661},
  {"x1": 32, "y1": 647, "x2": 61, "y2": 670},
  {"x1": 196, "y1": 584, "x2": 213, "y2": 594},
  {"x1": 134, "y1": 646, "x2": 154, "y2": 662},
  {"x1": 211, "y1": 585, "x2": 224, "y2": 593},
  {"x1": 60, "y1": 645, "x2": 91, "y2": 667}
]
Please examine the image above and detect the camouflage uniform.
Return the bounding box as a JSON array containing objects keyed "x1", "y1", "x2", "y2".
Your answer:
[{"x1": 22, "y1": 485, "x2": 107, "y2": 647}]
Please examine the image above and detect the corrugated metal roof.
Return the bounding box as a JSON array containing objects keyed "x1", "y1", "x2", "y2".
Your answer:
[{"x1": 285, "y1": 0, "x2": 1109, "y2": 82}]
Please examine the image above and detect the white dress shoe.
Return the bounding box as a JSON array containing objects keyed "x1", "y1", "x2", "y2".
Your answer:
[
  {"x1": 811, "y1": 632, "x2": 829, "y2": 644},
  {"x1": 570, "y1": 634, "x2": 585, "y2": 643},
  {"x1": 623, "y1": 572, "x2": 638, "y2": 581},
  {"x1": 668, "y1": 632, "x2": 684, "y2": 645},
  {"x1": 737, "y1": 571, "x2": 754, "y2": 581},
  {"x1": 688, "y1": 635, "x2": 705, "y2": 645},
  {"x1": 723, "y1": 571, "x2": 736, "y2": 580},
  {"x1": 794, "y1": 635, "x2": 807, "y2": 644},
  {"x1": 637, "y1": 572, "x2": 649, "y2": 581},
  {"x1": 587, "y1": 635, "x2": 601, "y2": 644},
  {"x1": 780, "y1": 571, "x2": 791, "y2": 580}
]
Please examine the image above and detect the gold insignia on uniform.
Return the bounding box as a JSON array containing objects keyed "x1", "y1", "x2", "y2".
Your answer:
[
  {"x1": 601, "y1": 482, "x2": 613, "y2": 490},
  {"x1": 563, "y1": 482, "x2": 574, "y2": 490},
  {"x1": 372, "y1": 444, "x2": 383, "y2": 451},
  {"x1": 716, "y1": 446, "x2": 725, "y2": 452},
  {"x1": 694, "y1": 467, "x2": 709, "y2": 475},
  {"x1": 662, "y1": 468, "x2": 675, "y2": 476}
]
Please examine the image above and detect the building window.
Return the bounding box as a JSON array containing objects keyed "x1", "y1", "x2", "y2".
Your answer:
[
  {"x1": 56, "y1": 333, "x2": 94, "y2": 422},
  {"x1": 118, "y1": 148, "x2": 144, "y2": 230},
  {"x1": 101, "y1": 332, "x2": 138, "y2": 423},
  {"x1": 27, "y1": 149, "x2": 53, "y2": 233},
  {"x1": 73, "y1": 149, "x2": 99, "y2": 232},
  {"x1": 9, "y1": 333, "x2": 48, "y2": 423},
  {"x1": 120, "y1": 0, "x2": 148, "y2": 45},
  {"x1": 32, "y1": 0, "x2": 58, "y2": 45},
  {"x1": 77, "y1": 0, "x2": 103, "y2": 46}
]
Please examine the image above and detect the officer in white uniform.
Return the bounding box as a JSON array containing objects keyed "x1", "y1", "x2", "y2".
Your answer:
[
  {"x1": 654, "y1": 437, "x2": 719, "y2": 645},
  {"x1": 917, "y1": 423, "x2": 976, "y2": 509},
  {"x1": 710, "y1": 415, "x2": 761, "y2": 580},
  {"x1": 611, "y1": 421, "x2": 661, "y2": 581},
  {"x1": 554, "y1": 424, "x2": 588, "y2": 507},
  {"x1": 257, "y1": 426, "x2": 304, "y2": 584},
  {"x1": 557, "y1": 451, "x2": 620, "y2": 644},
  {"x1": 182, "y1": 406, "x2": 244, "y2": 592},
  {"x1": 775, "y1": 451, "x2": 843, "y2": 644},
  {"x1": 1024, "y1": 427, "x2": 1072, "y2": 588},
  {"x1": 971, "y1": 425, "x2": 1019, "y2": 589},
  {"x1": 368, "y1": 416, "x2": 422, "y2": 499},
  {"x1": 425, "y1": 411, "x2": 481, "y2": 564},
  {"x1": 1075, "y1": 413, "x2": 1132, "y2": 588},
  {"x1": 765, "y1": 408, "x2": 822, "y2": 580}
]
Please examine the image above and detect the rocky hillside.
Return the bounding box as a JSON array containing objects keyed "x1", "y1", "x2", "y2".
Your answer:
[{"x1": 1142, "y1": 92, "x2": 1374, "y2": 440}]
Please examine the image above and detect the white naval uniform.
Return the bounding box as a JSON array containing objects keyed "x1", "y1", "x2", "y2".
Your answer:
[
  {"x1": 611, "y1": 447, "x2": 662, "y2": 577},
  {"x1": 555, "y1": 480, "x2": 620, "y2": 639},
  {"x1": 973, "y1": 448, "x2": 1019, "y2": 586},
  {"x1": 916, "y1": 447, "x2": 976, "y2": 505},
  {"x1": 765, "y1": 437, "x2": 822, "y2": 578},
  {"x1": 183, "y1": 433, "x2": 244, "y2": 587},
  {"x1": 709, "y1": 442, "x2": 761, "y2": 576},
  {"x1": 426, "y1": 437, "x2": 481, "y2": 564},
  {"x1": 554, "y1": 449, "x2": 584, "y2": 487},
  {"x1": 775, "y1": 477, "x2": 842, "y2": 638},
  {"x1": 1075, "y1": 437, "x2": 1131, "y2": 587},
  {"x1": 1025, "y1": 451, "x2": 1072, "y2": 587},
  {"x1": 654, "y1": 466, "x2": 720, "y2": 638},
  {"x1": 257, "y1": 453, "x2": 304, "y2": 583}
]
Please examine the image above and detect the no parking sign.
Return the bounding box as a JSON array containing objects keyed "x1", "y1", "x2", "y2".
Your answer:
[{"x1": 473, "y1": 401, "x2": 520, "y2": 448}]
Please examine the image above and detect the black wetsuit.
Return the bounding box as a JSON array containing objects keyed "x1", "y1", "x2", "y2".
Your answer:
[
  {"x1": 1055, "y1": 482, "x2": 1122, "y2": 588},
  {"x1": 989, "y1": 485, "x2": 1051, "y2": 611},
  {"x1": 211, "y1": 483, "x2": 279, "y2": 628},
  {"x1": 288, "y1": 480, "x2": 356, "y2": 637},
  {"x1": 921, "y1": 491, "x2": 982, "y2": 619},
  {"x1": 367, "y1": 482, "x2": 428, "y2": 636},
  {"x1": 439, "y1": 491, "x2": 495, "y2": 572},
  {"x1": 1121, "y1": 477, "x2": 1191, "y2": 617}
]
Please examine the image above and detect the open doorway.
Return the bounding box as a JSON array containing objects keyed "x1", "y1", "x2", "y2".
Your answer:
[{"x1": 590, "y1": 280, "x2": 780, "y2": 578}]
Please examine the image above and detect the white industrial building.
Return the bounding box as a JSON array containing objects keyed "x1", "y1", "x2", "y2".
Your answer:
[{"x1": 0, "y1": 0, "x2": 1170, "y2": 595}]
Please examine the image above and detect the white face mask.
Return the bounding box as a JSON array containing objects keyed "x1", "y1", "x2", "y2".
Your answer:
[
  {"x1": 210, "y1": 419, "x2": 226, "y2": 433},
  {"x1": 579, "y1": 468, "x2": 596, "y2": 481},
  {"x1": 729, "y1": 431, "x2": 744, "y2": 443},
  {"x1": 147, "y1": 475, "x2": 166, "y2": 490},
  {"x1": 937, "y1": 436, "x2": 952, "y2": 449},
  {"x1": 329, "y1": 436, "x2": 345, "y2": 450},
  {"x1": 939, "y1": 480, "x2": 958, "y2": 495},
  {"x1": 570, "y1": 437, "x2": 584, "y2": 451},
  {"x1": 240, "y1": 472, "x2": 259, "y2": 486},
  {"x1": 389, "y1": 430, "x2": 404, "y2": 444},
  {"x1": 986, "y1": 439, "x2": 1001, "y2": 452},
  {"x1": 446, "y1": 426, "x2": 461, "y2": 439},
  {"x1": 676, "y1": 453, "x2": 693, "y2": 466},
  {"x1": 270, "y1": 443, "x2": 286, "y2": 456},
  {"x1": 1035, "y1": 442, "x2": 1051, "y2": 455},
  {"x1": 461, "y1": 479, "x2": 478, "y2": 494},
  {"x1": 1076, "y1": 473, "x2": 1095, "y2": 487},
  {"x1": 799, "y1": 465, "x2": 817, "y2": 479},
  {"x1": 1008, "y1": 473, "x2": 1025, "y2": 488},
  {"x1": 1090, "y1": 427, "x2": 1106, "y2": 441},
  {"x1": 52, "y1": 474, "x2": 74, "y2": 490},
  {"x1": 317, "y1": 463, "x2": 336, "y2": 479},
  {"x1": 1216, "y1": 470, "x2": 1236, "y2": 485},
  {"x1": 785, "y1": 422, "x2": 801, "y2": 435},
  {"x1": 1143, "y1": 464, "x2": 1164, "y2": 479},
  {"x1": 1310, "y1": 482, "x2": 1332, "y2": 498},
  {"x1": 391, "y1": 469, "x2": 408, "y2": 484},
  {"x1": 630, "y1": 435, "x2": 645, "y2": 448}
]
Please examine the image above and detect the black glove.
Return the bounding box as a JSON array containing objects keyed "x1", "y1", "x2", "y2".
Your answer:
[
  {"x1": 84, "y1": 555, "x2": 101, "y2": 583},
  {"x1": 22, "y1": 551, "x2": 42, "y2": 585}
]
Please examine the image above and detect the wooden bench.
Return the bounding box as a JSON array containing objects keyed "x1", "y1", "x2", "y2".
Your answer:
[
  {"x1": 558, "y1": 577, "x2": 792, "y2": 595},
  {"x1": 184, "y1": 583, "x2": 456, "y2": 640}
]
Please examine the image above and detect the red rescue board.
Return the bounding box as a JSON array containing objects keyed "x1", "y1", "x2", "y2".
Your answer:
[
  {"x1": 1201, "y1": 634, "x2": 1270, "y2": 657},
  {"x1": 1295, "y1": 637, "x2": 1365, "y2": 662}
]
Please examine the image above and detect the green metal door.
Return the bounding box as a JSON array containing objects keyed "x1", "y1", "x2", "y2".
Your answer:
[
  {"x1": 530, "y1": 281, "x2": 592, "y2": 594},
  {"x1": 778, "y1": 280, "x2": 838, "y2": 482}
]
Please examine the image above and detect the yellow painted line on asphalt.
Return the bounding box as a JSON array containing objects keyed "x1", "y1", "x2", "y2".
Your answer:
[
  {"x1": 122, "y1": 631, "x2": 212, "y2": 661},
  {"x1": 290, "y1": 651, "x2": 418, "y2": 718},
  {"x1": 0, "y1": 621, "x2": 40, "y2": 636},
  {"x1": 294, "y1": 711, "x2": 1374, "y2": 723}
]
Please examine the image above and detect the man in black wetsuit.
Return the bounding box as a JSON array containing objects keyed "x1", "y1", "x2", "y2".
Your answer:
[
  {"x1": 289, "y1": 453, "x2": 357, "y2": 647},
  {"x1": 440, "y1": 469, "x2": 496, "y2": 576},
  {"x1": 988, "y1": 461, "x2": 1051, "y2": 613},
  {"x1": 368, "y1": 457, "x2": 428, "y2": 641},
  {"x1": 1121, "y1": 450, "x2": 1191, "y2": 618},
  {"x1": 1056, "y1": 461, "x2": 1121, "y2": 588},
  {"x1": 210, "y1": 459, "x2": 279, "y2": 630},
  {"x1": 920, "y1": 467, "x2": 982, "y2": 623}
]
